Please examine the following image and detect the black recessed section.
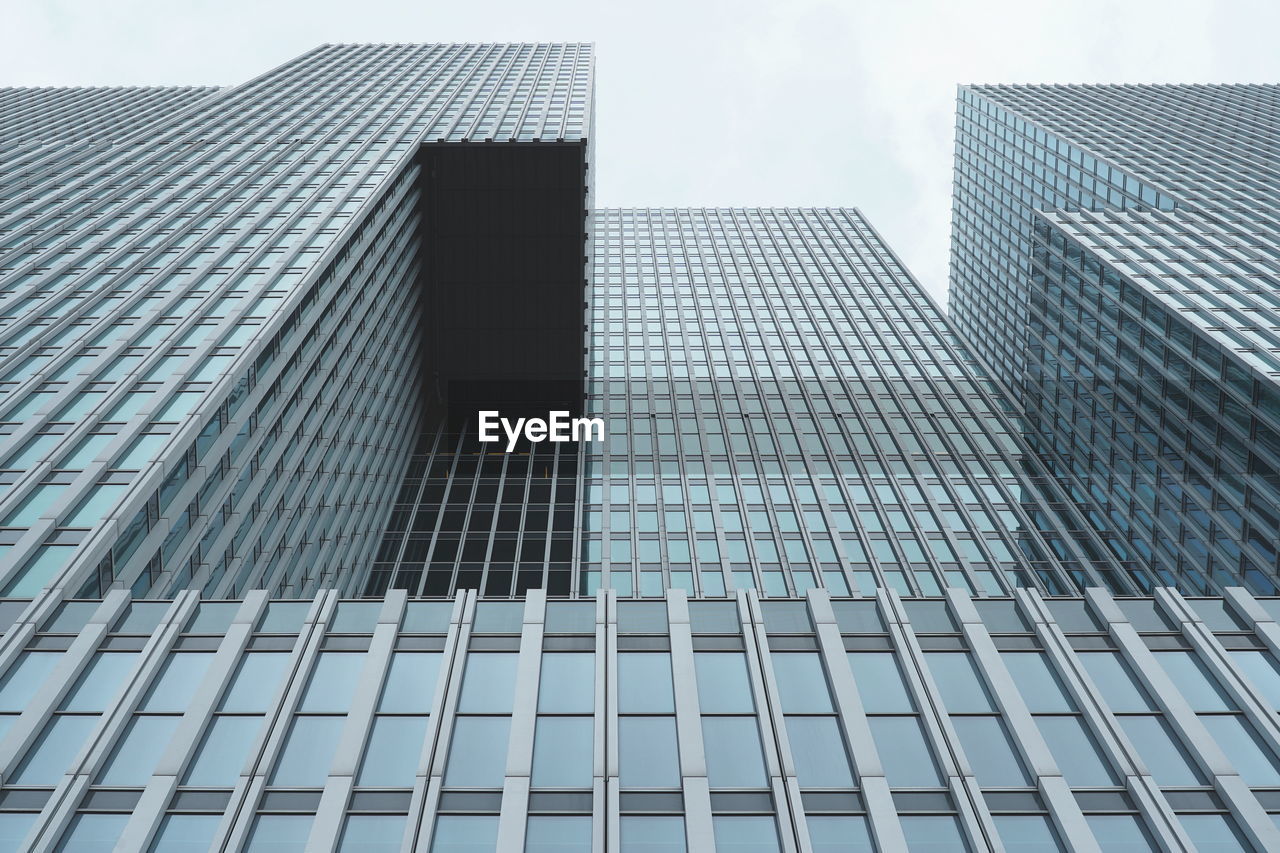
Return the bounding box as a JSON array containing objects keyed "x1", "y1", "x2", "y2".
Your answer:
[{"x1": 417, "y1": 141, "x2": 588, "y2": 430}]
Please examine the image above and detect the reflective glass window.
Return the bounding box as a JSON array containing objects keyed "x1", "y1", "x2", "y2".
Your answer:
[
  {"x1": 525, "y1": 816, "x2": 591, "y2": 852},
  {"x1": 703, "y1": 716, "x2": 767, "y2": 787},
  {"x1": 1000, "y1": 653, "x2": 1073, "y2": 712},
  {"x1": 221, "y1": 654, "x2": 290, "y2": 713},
  {"x1": 694, "y1": 653, "x2": 754, "y2": 713},
  {"x1": 299, "y1": 653, "x2": 366, "y2": 713},
  {"x1": 270, "y1": 716, "x2": 344, "y2": 786},
  {"x1": 431, "y1": 815, "x2": 497, "y2": 853},
  {"x1": 185, "y1": 715, "x2": 261, "y2": 786},
  {"x1": 99, "y1": 715, "x2": 181, "y2": 785},
  {"x1": 993, "y1": 815, "x2": 1062, "y2": 852},
  {"x1": 868, "y1": 717, "x2": 941, "y2": 787},
  {"x1": 444, "y1": 717, "x2": 510, "y2": 788},
  {"x1": 618, "y1": 654, "x2": 675, "y2": 713},
  {"x1": 620, "y1": 816, "x2": 686, "y2": 853},
  {"x1": 847, "y1": 653, "x2": 912, "y2": 712},
  {"x1": 951, "y1": 716, "x2": 1030, "y2": 787},
  {"x1": 1116, "y1": 716, "x2": 1204, "y2": 786},
  {"x1": 773, "y1": 654, "x2": 833, "y2": 713},
  {"x1": 150, "y1": 814, "x2": 221, "y2": 852},
  {"x1": 531, "y1": 716, "x2": 593, "y2": 787},
  {"x1": 899, "y1": 815, "x2": 969, "y2": 852},
  {"x1": 457, "y1": 654, "x2": 519, "y2": 714},
  {"x1": 619, "y1": 717, "x2": 679, "y2": 788},
  {"x1": 537, "y1": 654, "x2": 594, "y2": 713},
  {"x1": 1084, "y1": 814, "x2": 1156, "y2": 852},
  {"x1": 925, "y1": 653, "x2": 994, "y2": 713},
  {"x1": 379, "y1": 653, "x2": 441, "y2": 714},
  {"x1": 338, "y1": 815, "x2": 405, "y2": 853},
  {"x1": 245, "y1": 815, "x2": 312, "y2": 853},
  {"x1": 57, "y1": 813, "x2": 129, "y2": 853},
  {"x1": 806, "y1": 815, "x2": 874, "y2": 852},
  {"x1": 712, "y1": 816, "x2": 780, "y2": 852},
  {"x1": 786, "y1": 716, "x2": 854, "y2": 788},
  {"x1": 14, "y1": 714, "x2": 98, "y2": 785},
  {"x1": 141, "y1": 654, "x2": 214, "y2": 712},
  {"x1": 1036, "y1": 716, "x2": 1116, "y2": 787},
  {"x1": 357, "y1": 716, "x2": 428, "y2": 787}
]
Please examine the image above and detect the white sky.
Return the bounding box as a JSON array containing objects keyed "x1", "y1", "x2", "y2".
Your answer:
[{"x1": 5, "y1": 0, "x2": 1280, "y2": 304}]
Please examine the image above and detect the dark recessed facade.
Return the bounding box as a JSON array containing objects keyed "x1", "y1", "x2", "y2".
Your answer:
[{"x1": 0, "y1": 45, "x2": 1277, "y2": 853}]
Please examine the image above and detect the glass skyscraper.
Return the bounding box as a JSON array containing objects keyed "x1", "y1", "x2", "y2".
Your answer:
[{"x1": 0, "y1": 45, "x2": 1278, "y2": 853}]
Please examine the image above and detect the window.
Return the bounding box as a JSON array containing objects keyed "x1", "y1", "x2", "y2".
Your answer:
[
  {"x1": 299, "y1": 653, "x2": 366, "y2": 713},
  {"x1": 1000, "y1": 653, "x2": 1073, "y2": 712},
  {"x1": 772, "y1": 654, "x2": 833, "y2": 712},
  {"x1": 141, "y1": 654, "x2": 214, "y2": 712},
  {"x1": 531, "y1": 716, "x2": 593, "y2": 788},
  {"x1": 619, "y1": 716, "x2": 680, "y2": 788},
  {"x1": 244, "y1": 815, "x2": 313, "y2": 853},
  {"x1": 538, "y1": 654, "x2": 594, "y2": 713},
  {"x1": 786, "y1": 716, "x2": 854, "y2": 788},
  {"x1": 14, "y1": 714, "x2": 98, "y2": 785},
  {"x1": 185, "y1": 715, "x2": 262, "y2": 786},
  {"x1": 694, "y1": 653, "x2": 754, "y2": 713},
  {"x1": 221, "y1": 654, "x2": 290, "y2": 712},
  {"x1": 806, "y1": 815, "x2": 873, "y2": 852},
  {"x1": 703, "y1": 716, "x2": 767, "y2": 787},
  {"x1": 1115, "y1": 716, "x2": 1203, "y2": 786},
  {"x1": 1036, "y1": 717, "x2": 1116, "y2": 787},
  {"x1": 150, "y1": 814, "x2": 222, "y2": 852},
  {"x1": 899, "y1": 815, "x2": 970, "y2": 852},
  {"x1": 358, "y1": 716, "x2": 429, "y2": 787},
  {"x1": 270, "y1": 716, "x2": 344, "y2": 786},
  {"x1": 618, "y1": 654, "x2": 675, "y2": 713},
  {"x1": 1083, "y1": 814, "x2": 1156, "y2": 852},
  {"x1": 99, "y1": 715, "x2": 181, "y2": 785},
  {"x1": 926, "y1": 653, "x2": 994, "y2": 712},
  {"x1": 847, "y1": 653, "x2": 913, "y2": 712},
  {"x1": 992, "y1": 815, "x2": 1062, "y2": 852},
  {"x1": 431, "y1": 815, "x2": 497, "y2": 853},
  {"x1": 620, "y1": 816, "x2": 686, "y2": 853},
  {"x1": 712, "y1": 816, "x2": 780, "y2": 852},
  {"x1": 444, "y1": 717, "x2": 510, "y2": 788},
  {"x1": 57, "y1": 813, "x2": 130, "y2": 852},
  {"x1": 379, "y1": 653, "x2": 441, "y2": 713},
  {"x1": 950, "y1": 716, "x2": 1030, "y2": 787},
  {"x1": 1177, "y1": 814, "x2": 1250, "y2": 852},
  {"x1": 337, "y1": 814, "x2": 406, "y2": 853},
  {"x1": 457, "y1": 654, "x2": 518, "y2": 714},
  {"x1": 868, "y1": 717, "x2": 941, "y2": 787},
  {"x1": 525, "y1": 816, "x2": 591, "y2": 852},
  {"x1": 1199, "y1": 715, "x2": 1280, "y2": 786}
]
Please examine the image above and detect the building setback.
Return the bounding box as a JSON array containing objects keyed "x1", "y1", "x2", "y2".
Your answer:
[{"x1": 0, "y1": 45, "x2": 1277, "y2": 852}]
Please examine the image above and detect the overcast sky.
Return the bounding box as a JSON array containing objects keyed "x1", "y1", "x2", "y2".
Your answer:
[{"x1": 5, "y1": 0, "x2": 1279, "y2": 304}]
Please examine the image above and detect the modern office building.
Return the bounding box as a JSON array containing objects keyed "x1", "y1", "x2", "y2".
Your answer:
[
  {"x1": 950, "y1": 83, "x2": 1280, "y2": 598},
  {"x1": 0, "y1": 45, "x2": 1278, "y2": 853}
]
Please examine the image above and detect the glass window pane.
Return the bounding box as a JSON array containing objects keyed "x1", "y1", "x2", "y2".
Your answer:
[
  {"x1": 221, "y1": 654, "x2": 290, "y2": 712},
  {"x1": 185, "y1": 715, "x2": 261, "y2": 786},
  {"x1": 525, "y1": 816, "x2": 591, "y2": 852},
  {"x1": 806, "y1": 815, "x2": 874, "y2": 852},
  {"x1": 619, "y1": 717, "x2": 680, "y2": 788},
  {"x1": 1229, "y1": 651, "x2": 1280, "y2": 710},
  {"x1": 1116, "y1": 716, "x2": 1204, "y2": 786},
  {"x1": 1200, "y1": 714, "x2": 1280, "y2": 786},
  {"x1": 1177, "y1": 814, "x2": 1249, "y2": 853},
  {"x1": 538, "y1": 654, "x2": 594, "y2": 713},
  {"x1": 141, "y1": 654, "x2": 214, "y2": 712},
  {"x1": 14, "y1": 714, "x2": 98, "y2": 785},
  {"x1": 772, "y1": 654, "x2": 833, "y2": 713},
  {"x1": 1085, "y1": 815, "x2": 1156, "y2": 852},
  {"x1": 925, "y1": 653, "x2": 994, "y2": 713},
  {"x1": 993, "y1": 815, "x2": 1063, "y2": 852},
  {"x1": 299, "y1": 653, "x2": 366, "y2": 713},
  {"x1": 847, "y1": 653, "x2": 913, "y2": 713},
  {"x1": 900, "y1": 815, "x2": 970, "y2": 852},
  {"x1": 245, "y1": 814, "x2": 313, "y2": 853},
  {"x1": 445, "y1": 716, "x2": 510, "y2": 788},
  {"x1": 358, "y1": 716, "x2": 428, "y2": 787},
  {"x1": 0, "y1": 652, "x2": 60, "y2": 712},
  {"x1": 786, "y1": 716, "x2": 854, "y2": 788},
  {"x1": 150, "y1": 813, "x2": 222, "y2": 853},
  {"x1": 621, "y1": 816, "x2": 686, "y2": 853},
  {"x1": 62, "y1": 652, "x2": 137, "y2": 712},
  {"x1": 270, "y1": 716, "x2": 344, "y2": 786},
  {"x1": 868, "y1": 716, "x2": 941, "y2": 787},
  {"x1": 1036, "y1": 716, "x2": 1116, "y2": 787},
  {"x1": 457, "y1": 654, "x2": 519, "y2": 714},
  {"x1": 431, "y1": 815, "x2": 497, "y2": 853},
  {"x1": 338, "y1": 814, "x2": 405, "y2": 853},
  {"x1": 1154, "y1": 652, "x2": 1234, "y2": 712},
  {"x1": 712, "y1": 816, "x2": 780, "y2": 852},
  {"x1": 703, "y1": 716, "x2": 767, "y2": 787},
  {"x1": 1000, "y1": 653, "x2": 1073, "y2": 712},
  {"x1": 951, "y1": 716, "x2": 1030, "y2": 787},
  {"x1": 0, "y1": 813, "x2": 36, "y2": 853},
  {"x1": 618, "y1": 654, "x2": 674, "y2": 713},
  {"x1": 531, "y1": 716, "x2": 593, "y2": 788},
  {"x1": 379, "y1": 653, "x2": 441, "y2": 713},
  {"x1": 694, "y1": 653, "x2": 754, "y2": 714},
  {"x1": 99, "y1": 715, "x2": 181, "y2": 785},
  {"x1": 56, "y1": 813, "x2": 129, "y2": 853},
  {"x1": 1078, "y1": 653, "x2": 1153, "y2": 712}
]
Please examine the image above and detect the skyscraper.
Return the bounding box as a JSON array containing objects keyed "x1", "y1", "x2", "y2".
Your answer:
[
  {"x1": 0, "y1": 46, "x2": 1278, "y2": 853},
  {"x1": 950, "y1": 84, "x2": 1280, "y2": 597}
]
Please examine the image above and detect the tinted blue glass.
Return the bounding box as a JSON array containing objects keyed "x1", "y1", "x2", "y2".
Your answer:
[
  {"x1": 1177, "y1": 814, "x2": 1248, "y2": 852},
  {"x1": 619, "y1": 716, "x2": 679, "y2": 788},
  {"x1": 694, "y1": 653, "x2": 754, "y2": 713},
  {"x1": 141, "y1": 654, "x2": 214, "y2": 712},
  {"x1": 1078, "y1": 653, "x2": 1153, "y2": 712},
  {"x1": 620, "y1": 816, "x2": 686, "y2": 853},
  {"x1": 618, "y1": 654, "x2": 674, "y2": 713},
  {"x1": 0, "y1": 652, "x2": 59, "y2": 712},
  {"x1": 379, "y1": 653, "x2": 441, "y2": 713},
  {"x1": 0, "y1": 813, "x2": 35, "y2": 853},
  {"x1": 57, "y1": 813, "x2": 129, "y2": 853},
  {"x1": 712, "y1": 816, "x2": 780, "y2": 852},
  {"x1": 1000, "y1": 653, "x2": 1073, "y2": 712},
  {"x1": 221, "y1": 654, "x2": 290, "y2": 712},
  {"x1": 1036, "y1": 716, "x2": 1116, "y2": 786},
  {"x1": 299, "y1": 653, "x2": 366, "y2": 713},
  {"x1": 925, "y1": 653, "x2": 995, "y2": 713},
  {"x1": 900, "y1": 816, "x2": 970, "y2": 852},
  {"x1": 1154, "y1": 652, "x2": 1234, "y2": 712},
  {"x1": 457, "y1": 654, "x2": 519, "y2": 713},
  {"x1": 245, "y1": 815, "x2": 312, "y2": 853},
  {"x1": 1200, "y1": 715, "x2": 1280, "y2": 786},
  {"x1": 950, "y1": 716, "x2": 1030, "y2": 786},
  {"x1": 150, "y1": 814, "x2": 221, "y2": 853},
  {"x1": 531, "y1": 716, "x2": 593, "y2": 787},
  {"x1": 431, "y1": 815, "x2": 497, "y2": 853},
  {"x1": 62, "y1": 652, "x2": 137, "y2": 711},
  {"x1": 1116, "y1": 716, "x2": 1204, "y2": 786},
  {"x1": 357, "y1": 716, "x2": 428, "y2": 786},
  {"x1": 185, "y1": 715, "x2": 261, "y2": 786},
  {"x1": 338, "y1": 815, "x2": 405, "y2": 853},
  {"x1": 537, "y1": 654, "x2": 594, "y2": 713},
  {"x1": 270, "y1": 716, "x2": 344, "y2": 786},
  {"x1": 99, "y1": 715, "x2": 181, "y2": 785},
  {"x1": 14, "y1": 714, "x2": 97, "y2": 784},
  {"x1": 1085, "y1": 815, "x2": 1156, "y2": 852},
  {"x1": 772, "y1": 654, "x2": 833, "y2": 713},
  {"x1": 806, "y1": 816, "x2": 873, "y2": 852},
  {"x1": 868, "y1": 717, "x2": 941, "y2": 787},
  {"x1": 847, "y1": 653, "x2": 913, "y2": 712},
  {"x1": 525, "y1": 816, "x2": 591, "y2": 853},
  {"x1": 703, "y1": 716, "x2": 767, "y2": 787},
  {"x1": 445, "y1": 716, "x2": 510, "y2": 788},
  {"x1": 786, "y1": 716, "x2": 854, "y2": 787},
  {"x1": 1229, "y1": 651, "x2": 1280, "y2": 710},
  {"x1": 993, "y1": 815, "x2": 1062, "y2": 852}
]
